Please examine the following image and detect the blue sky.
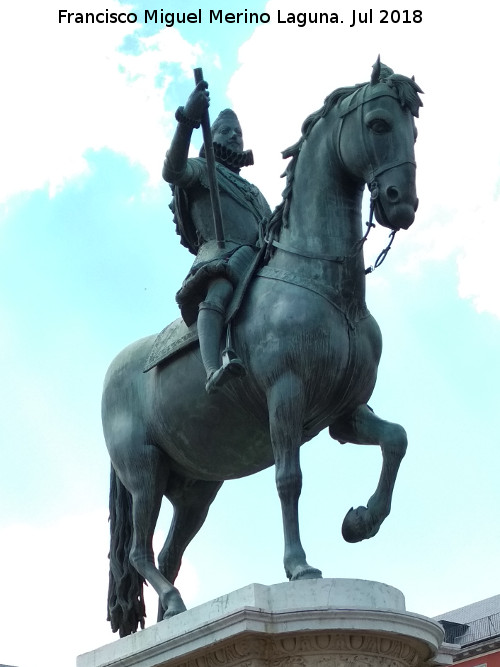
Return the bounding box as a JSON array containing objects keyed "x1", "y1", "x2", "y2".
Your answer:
[{"x1": 1, "y1": 1, "x2": 500, "y2": 666}]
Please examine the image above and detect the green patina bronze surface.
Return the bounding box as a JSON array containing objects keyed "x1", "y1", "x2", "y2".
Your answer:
[{"x1": 103, "y1": 60, "x2": 423, "y2": 637}]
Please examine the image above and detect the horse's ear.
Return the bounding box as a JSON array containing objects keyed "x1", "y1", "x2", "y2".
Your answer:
[{"x1": 371, "y1": 55, "x2": 381, "y2": 85}]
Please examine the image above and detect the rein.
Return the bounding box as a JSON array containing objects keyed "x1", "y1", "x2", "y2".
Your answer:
[
  {"x1": 266, "y1": 82, "x2": 417, "y2": 274},
  {"x1": 266, "y1": 238, "x2": 346, "y2": 263},
  {"x1": 265, "y1": 187, "x2": 397, "y2": 274},
  {"x1": 362, "y1": 182, "x2": 398, "y2": 275},
  {"x1": 338, "y1": 85, "x2": 413, "y2": 274}
]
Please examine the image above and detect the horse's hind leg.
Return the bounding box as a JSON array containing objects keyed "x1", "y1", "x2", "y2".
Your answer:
[
  {"x1": 156, "y1": 475, "x2": 222, "y2": 621},
  {"x1": 268, "y1": 373, "x2": 322, "y2": 581},
  {"x1": 329, "y1": 403, "x2": 407, "y2": 543},
  {"x1": 115, "y1": 442, "x2": 187, "y2": 619}
]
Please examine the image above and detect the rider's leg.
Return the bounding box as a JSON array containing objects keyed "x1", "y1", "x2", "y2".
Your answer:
[{"x1": 198, "y1": 277, "x2": 245, "y2": 393}]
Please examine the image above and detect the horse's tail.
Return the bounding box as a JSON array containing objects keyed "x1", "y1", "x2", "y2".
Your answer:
[{"x1": 107, "y1": 465, "x2": 146, "y2": 637}]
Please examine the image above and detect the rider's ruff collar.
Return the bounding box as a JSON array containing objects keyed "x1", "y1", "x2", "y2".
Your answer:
[{"x1": 200, "y1": 142, "x2": 254, "y2": 172}]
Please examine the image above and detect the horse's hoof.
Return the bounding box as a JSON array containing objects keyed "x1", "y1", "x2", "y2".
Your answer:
[
  {"x1": 342, "y1": 506, "x2": 379, "y2": 543},
  {"x1": 162, "y1": 606, "x2": 186, "y2": 620},
  {"x1": 289, "y1": 566, "x2": 323, "y2": 581},
  {"x1": 162, "y1": 600, "x2": 187, "y2": 620}
]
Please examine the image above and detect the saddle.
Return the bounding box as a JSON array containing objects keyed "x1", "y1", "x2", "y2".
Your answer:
[{"x1": 143, "y1": 246, "x2": 264, "y2": 373}]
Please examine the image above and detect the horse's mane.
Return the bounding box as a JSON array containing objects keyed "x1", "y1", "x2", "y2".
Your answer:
[{"x1": 265, "y1": 65, "x2": 423, "y2": 247}]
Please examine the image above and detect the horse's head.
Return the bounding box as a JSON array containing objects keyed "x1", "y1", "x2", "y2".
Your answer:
[{"x1": 338, "y1": 59, "x2": 423, "y2": 231}]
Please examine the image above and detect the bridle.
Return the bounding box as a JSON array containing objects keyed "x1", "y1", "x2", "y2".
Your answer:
[
  {"x1": 265, "y1": 187, "x2": 397, "y2": 273},
  {"x1": 337, "y1": 83, "x2": 416, "y2": 273},
  {"x1": 265, "y1": 83, "x2": 415, "y2": 274}
]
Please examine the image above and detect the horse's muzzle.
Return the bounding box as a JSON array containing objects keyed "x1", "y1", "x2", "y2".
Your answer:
[{"x1": 375, "y1": 198, "x2": 417, "y2": 231}]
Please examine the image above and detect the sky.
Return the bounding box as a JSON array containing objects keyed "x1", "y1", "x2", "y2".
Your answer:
[{"x1": 1, "y1": 0, "x2": 500, "y2": 665}]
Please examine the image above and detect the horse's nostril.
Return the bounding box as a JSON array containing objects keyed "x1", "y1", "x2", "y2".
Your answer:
[
  {"x1": 414, "y1": 197, "x2": 419, "y2": 212},
  {"x1": 386, "y1": 186, "x2": 399, "y2": 202}
]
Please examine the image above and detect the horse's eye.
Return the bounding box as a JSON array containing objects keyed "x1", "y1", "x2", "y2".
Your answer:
[{"x1": 368, "y1": 118, "x2": 391, "y2": 134}]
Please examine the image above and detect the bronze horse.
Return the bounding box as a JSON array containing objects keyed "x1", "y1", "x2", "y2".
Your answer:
[{"x1": 103, "y1": 61, "x2": 423, "y2": 637}]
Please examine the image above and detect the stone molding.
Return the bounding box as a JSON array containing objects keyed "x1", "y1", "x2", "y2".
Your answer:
[
  {"x1": 78, "y1": 580, "x2": 446, "y2": 667},
  {"x1": 174, "y1": 632, "x2": 428, "y2": 667}
]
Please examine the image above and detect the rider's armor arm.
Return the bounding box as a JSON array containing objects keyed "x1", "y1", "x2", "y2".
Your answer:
[
  {"x1": 164, "y1": 84, "x2": 208, "y2": 186},
  {"x1": 164, "y1": 154, "x2": 204, "y2": 190},
  {"x1": 162, "y1": 119, "x2": 195, "y2": 185}
]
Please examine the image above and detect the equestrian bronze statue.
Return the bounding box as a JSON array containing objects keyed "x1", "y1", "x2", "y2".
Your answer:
[{"x1": 103, "y1": 59, "x2": 423, "y2": 637}]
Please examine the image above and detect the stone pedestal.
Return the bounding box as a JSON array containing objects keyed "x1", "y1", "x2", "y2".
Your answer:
[{"x1": 78, "y1": 579, "x2": 451, "y2": 667}]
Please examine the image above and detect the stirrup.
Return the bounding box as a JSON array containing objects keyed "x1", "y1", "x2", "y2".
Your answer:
[
  {"x1": 206, "y1": 352, "x2": 246, "y2": 394},
  {"x1": 221, "y1": 346, "x2": 245, "y2": 372}
]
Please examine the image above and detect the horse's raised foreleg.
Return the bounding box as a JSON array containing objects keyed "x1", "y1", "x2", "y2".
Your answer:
[
  {"x1": 156, "y1": 475, "x2": 223, "y2": 621},
  {"x1": 329, "y1": 403, "x2": 407, "y2": 543},
  {"x1": 268, "y1": 373, "x2": 322, "y2": 581}
]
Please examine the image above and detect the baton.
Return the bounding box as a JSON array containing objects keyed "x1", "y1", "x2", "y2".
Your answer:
[{"x1": 194, "y1": 67, "x2": 225, "y2": 249}]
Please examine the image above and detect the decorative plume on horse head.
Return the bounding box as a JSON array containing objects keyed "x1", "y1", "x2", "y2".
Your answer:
[{"x1": 103, "y1": 59, "x2": 423, "y2": 638}]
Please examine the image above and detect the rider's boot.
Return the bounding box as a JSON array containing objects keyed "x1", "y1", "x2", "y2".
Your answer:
[{"x1": 197, "y1": 301, "x2": 246, "y2": 394}]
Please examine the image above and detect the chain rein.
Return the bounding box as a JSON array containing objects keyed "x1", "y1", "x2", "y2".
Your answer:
[
  {"x1": 338, "y1": 87, "x2": 402, "y2": 275},
  {"x1": 267, "y1": 86, "x2": 409, "y2": 272},
  {"x1": 362, "y1": 180, "x2": 397, "y2": 275},
  {"x1": 265, "y1": 186, "x2": 398, "y2": 271}
]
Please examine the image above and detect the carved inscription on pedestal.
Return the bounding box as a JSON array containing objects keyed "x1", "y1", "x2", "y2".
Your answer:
[{"x1": 170, "y1": 632, "x2": 426, "y2": 667}]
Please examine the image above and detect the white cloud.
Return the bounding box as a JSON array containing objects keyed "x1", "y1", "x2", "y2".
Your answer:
[
  {"x1": 456, "y1": 200, "x2": 500, "y2": 318},
  {"x1": 0, "y1": 511, "x2": 201, "y2": 667},
  {"x1": 5, "y1": 0, "x2": 498, "y2": 317},
  {"x1": 1, "y1": 0, "x2": 202, "y2": 202},
  {"x1": 225, "y1": 0, "x2": 500, "y2": 318},
  {"x1": 0, "y1": 512, "x2": 111, "y2": 667}
]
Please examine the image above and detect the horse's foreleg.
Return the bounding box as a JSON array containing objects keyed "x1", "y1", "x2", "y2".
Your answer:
[
  {"x1": 268, "y1": 373, "x2": 322, "y2": 581},
  {"x1": 156, "y1": 476, "x2": 223, "y2": 621},
  {"x1": 329, "y1": 403, "x2": 407, "y2": 543}
]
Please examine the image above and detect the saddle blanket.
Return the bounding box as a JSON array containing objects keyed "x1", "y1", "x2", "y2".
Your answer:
[{"x1": 143, "y1": 318, "x2": 199, "y2": 372}]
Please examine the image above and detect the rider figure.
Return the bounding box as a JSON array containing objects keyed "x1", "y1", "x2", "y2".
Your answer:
[{"x1": 163, "y1": 80, "x2": 271, "y2": 394}]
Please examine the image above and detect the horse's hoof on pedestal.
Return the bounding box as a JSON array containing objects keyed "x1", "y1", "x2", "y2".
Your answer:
[
  {"x1": 290, "y1": 566, "x2": 323, "y2": 581},
  {"x1": 162, "y1": 601, "x2": 187, "y2": 620}
]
